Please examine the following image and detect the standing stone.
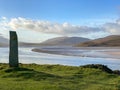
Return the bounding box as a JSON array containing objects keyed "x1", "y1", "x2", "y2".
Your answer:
[{"x1": 9, "y1": 31, "x2": 19, "y2": 67}]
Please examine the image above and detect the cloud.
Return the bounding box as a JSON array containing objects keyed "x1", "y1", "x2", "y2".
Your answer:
[
  {"x1": 103, "y1": 19, "x2": 120, "y2": 35},
  {"x1": 5, "y1": 17, "x2": 104, "y2": 36},
  {"x1": 2, "y1": 17, "x2": 120, "y2": 40},
  {"x1": 1, "y1": 17, "x2": 7, "y2": 20}
]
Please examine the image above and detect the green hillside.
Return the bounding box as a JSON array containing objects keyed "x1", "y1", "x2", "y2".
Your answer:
[{"x1": 0, "y1": 63, "x2": 120, "y2": 90}]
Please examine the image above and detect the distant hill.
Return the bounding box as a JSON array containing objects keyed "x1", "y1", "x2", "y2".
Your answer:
[
  {"x1": 0, "y1": 35, "x2": 90, "y2": 47},
  {"x1": 0, "y1": 35, "x2": 40, "y2": 47},
  {"x1": 76, "y1": 35, "x2": 120, "y2": 47},
  {"x1": 0, "y1": 35, "x2": 9, "y2": 47},
  {"x1": 40, "y1": 37, "x2": 90, "y2": 46}
]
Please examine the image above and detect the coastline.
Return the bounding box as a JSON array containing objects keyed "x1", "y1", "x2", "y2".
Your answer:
[{"x1": 32, "y1": 47, "x2": 120, "y2": 59}]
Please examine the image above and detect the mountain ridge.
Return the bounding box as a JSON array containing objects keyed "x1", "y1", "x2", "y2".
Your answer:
[
  {"x1": 40, "y1": 36, "x2": 90, "y2": 46},
  {"x1": 76, "y1": 35, "x2": 120, "y2": 47}
]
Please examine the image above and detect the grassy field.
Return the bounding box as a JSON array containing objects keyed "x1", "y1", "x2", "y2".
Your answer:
[{"x1": 0, "y1": 63, "x2": 120, "y2": 90}]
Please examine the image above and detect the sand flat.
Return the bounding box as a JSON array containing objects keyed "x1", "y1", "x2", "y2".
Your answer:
[{"x1": 32, "y1": 47, "x2": 120, "y2": 59}]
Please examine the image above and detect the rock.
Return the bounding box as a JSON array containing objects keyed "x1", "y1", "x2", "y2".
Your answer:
[{"x1": 9, "y1": 31, "x2": 19, "y2": 67}]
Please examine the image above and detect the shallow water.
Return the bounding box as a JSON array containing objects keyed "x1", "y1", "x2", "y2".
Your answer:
[{"x1": 0, "y1": 47, "x2": 120, "y2": 70}]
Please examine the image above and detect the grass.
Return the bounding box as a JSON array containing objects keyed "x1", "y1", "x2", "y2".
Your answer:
[{"x1": 0, "y1": 63, "x2": 120, "y2": 90}]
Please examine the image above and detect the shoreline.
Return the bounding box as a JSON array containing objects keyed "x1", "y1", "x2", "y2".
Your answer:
[{"x1": 32, "y1": 47, "x2": 120, "y2": 59}]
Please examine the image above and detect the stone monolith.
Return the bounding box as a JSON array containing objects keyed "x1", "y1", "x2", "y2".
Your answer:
[{"x1": 9, "y1": 31, "x2": 19, "y2": 67}]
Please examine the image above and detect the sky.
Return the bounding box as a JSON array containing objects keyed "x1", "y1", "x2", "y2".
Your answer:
[{"x1": 0, "y1": 0, "x2": 120, "y2": 43}]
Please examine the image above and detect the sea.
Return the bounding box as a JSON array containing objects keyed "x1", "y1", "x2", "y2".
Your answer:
[{"x1": 0, "y1": 46, "x2": 120, "y2": 70}]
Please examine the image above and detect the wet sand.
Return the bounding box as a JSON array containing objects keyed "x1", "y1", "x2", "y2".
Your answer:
[
  {"x1": 32, "y1": 47, "x2": 120, "y2": 59},
  {"x1": 103, "y1": 52, "x2": 120, "y2": 56}
]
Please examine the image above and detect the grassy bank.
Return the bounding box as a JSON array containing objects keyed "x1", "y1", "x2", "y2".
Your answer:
[{"x1": 0, "y1": 63, "x2": 120, "y2": 90}]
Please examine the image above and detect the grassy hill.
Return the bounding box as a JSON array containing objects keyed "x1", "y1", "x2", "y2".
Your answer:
[
  {"x1": 40, "y1": 37, "x2": 90, "y2": 46},
  {"x1": 76, "y1": 35, "x2": 120, "y2": 47},
  {"x1": 0, "y1": 63, "x2": 120, "y2": 90},
  {"x1": 18, "y1": 37, "x2": 90, "y2": 47}
]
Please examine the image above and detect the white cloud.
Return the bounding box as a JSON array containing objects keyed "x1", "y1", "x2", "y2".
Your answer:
[
  {"x1": 1, "y1": 17, "x2": 104, "y2": 38},
  {"x1": 1, "y1": 16, "x2": 7, "y2": 20},
  {"x1": 1, "y1": 17, "x2": 120, "y2": 41},
  {"x1": 103, "y1": 19, "x2": 120, "y2": 35}
]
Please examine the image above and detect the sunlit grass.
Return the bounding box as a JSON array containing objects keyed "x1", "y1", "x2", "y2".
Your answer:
[{"x1": 0, "y1": 63, "x2": 120, "y2": 90}]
